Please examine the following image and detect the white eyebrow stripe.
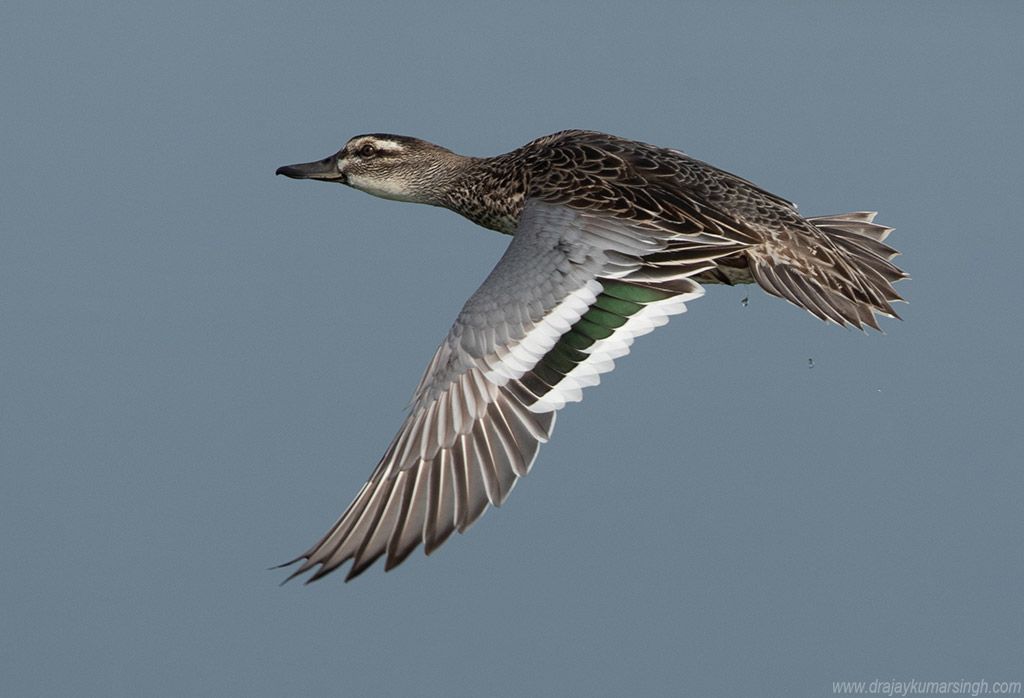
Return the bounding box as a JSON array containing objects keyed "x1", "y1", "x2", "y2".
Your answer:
[{"x1": 351, "y1": 138, "x2": 405, "y2": 154}]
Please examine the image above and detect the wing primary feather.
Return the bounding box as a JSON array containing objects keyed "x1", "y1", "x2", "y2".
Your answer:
[
  {"x1": 345, "y1": 469, "x2": 408, "y2": 580},
  {"x1": 385, "y1": 457, "x2": 430, "y2": 570},
  {"x1": 487, "y1": 400, "x2": 528, "y2": 477},
  {"x1": 456, "y1": 433, "x2": 490, "y2": 532},
  {"x1": 424, "y1": 449, "x2": 458, "y2": 555},
  {"x1": 383, "y1": 470, "x2": 416, "y2": 570},
  {"x1": 472, "y1": 420, "x2": 507, "y2": 506}
]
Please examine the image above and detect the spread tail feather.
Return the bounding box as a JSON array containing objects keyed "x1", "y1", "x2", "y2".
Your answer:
[{"x1": 749, "y1": 212, "x2": 908, "y2": 331}]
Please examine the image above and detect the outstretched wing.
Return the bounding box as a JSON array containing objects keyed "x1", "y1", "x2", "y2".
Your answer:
[{"x1": 282, "y1": 199, "x2": 743, "y2": 582}]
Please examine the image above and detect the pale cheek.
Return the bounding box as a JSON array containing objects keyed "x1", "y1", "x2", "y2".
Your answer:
[{"x1": 346, "y1": 173, "x2": 418, "y2": 203}]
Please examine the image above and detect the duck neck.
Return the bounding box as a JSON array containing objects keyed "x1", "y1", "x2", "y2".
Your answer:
[{"x1": 435, "y1": 153, "x2": 529, "y2": 235}]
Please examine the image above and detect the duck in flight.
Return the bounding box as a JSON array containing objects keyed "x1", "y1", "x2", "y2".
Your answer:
[{"x1": 275, "y1": 130, "x2": 906, "y2": 582}]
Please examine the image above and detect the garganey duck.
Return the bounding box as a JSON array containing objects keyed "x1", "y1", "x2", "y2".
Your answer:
[{"x1": 275, "y1": 130, "x2": 906, "y2": 582}]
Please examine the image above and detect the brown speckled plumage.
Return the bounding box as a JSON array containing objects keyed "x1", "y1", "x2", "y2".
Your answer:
[{"x1": 352, "y1": 129, "x2": 907, "y2": 329}]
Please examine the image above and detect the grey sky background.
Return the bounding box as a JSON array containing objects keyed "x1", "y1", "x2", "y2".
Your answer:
[{"x1": 3, "y1": 2, "x2": 1022, "y2": 696}]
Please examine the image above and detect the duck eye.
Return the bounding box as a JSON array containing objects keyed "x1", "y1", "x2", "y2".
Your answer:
[{"x1": 359, "y1": 144, "x2": 376, "y2": 158}]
